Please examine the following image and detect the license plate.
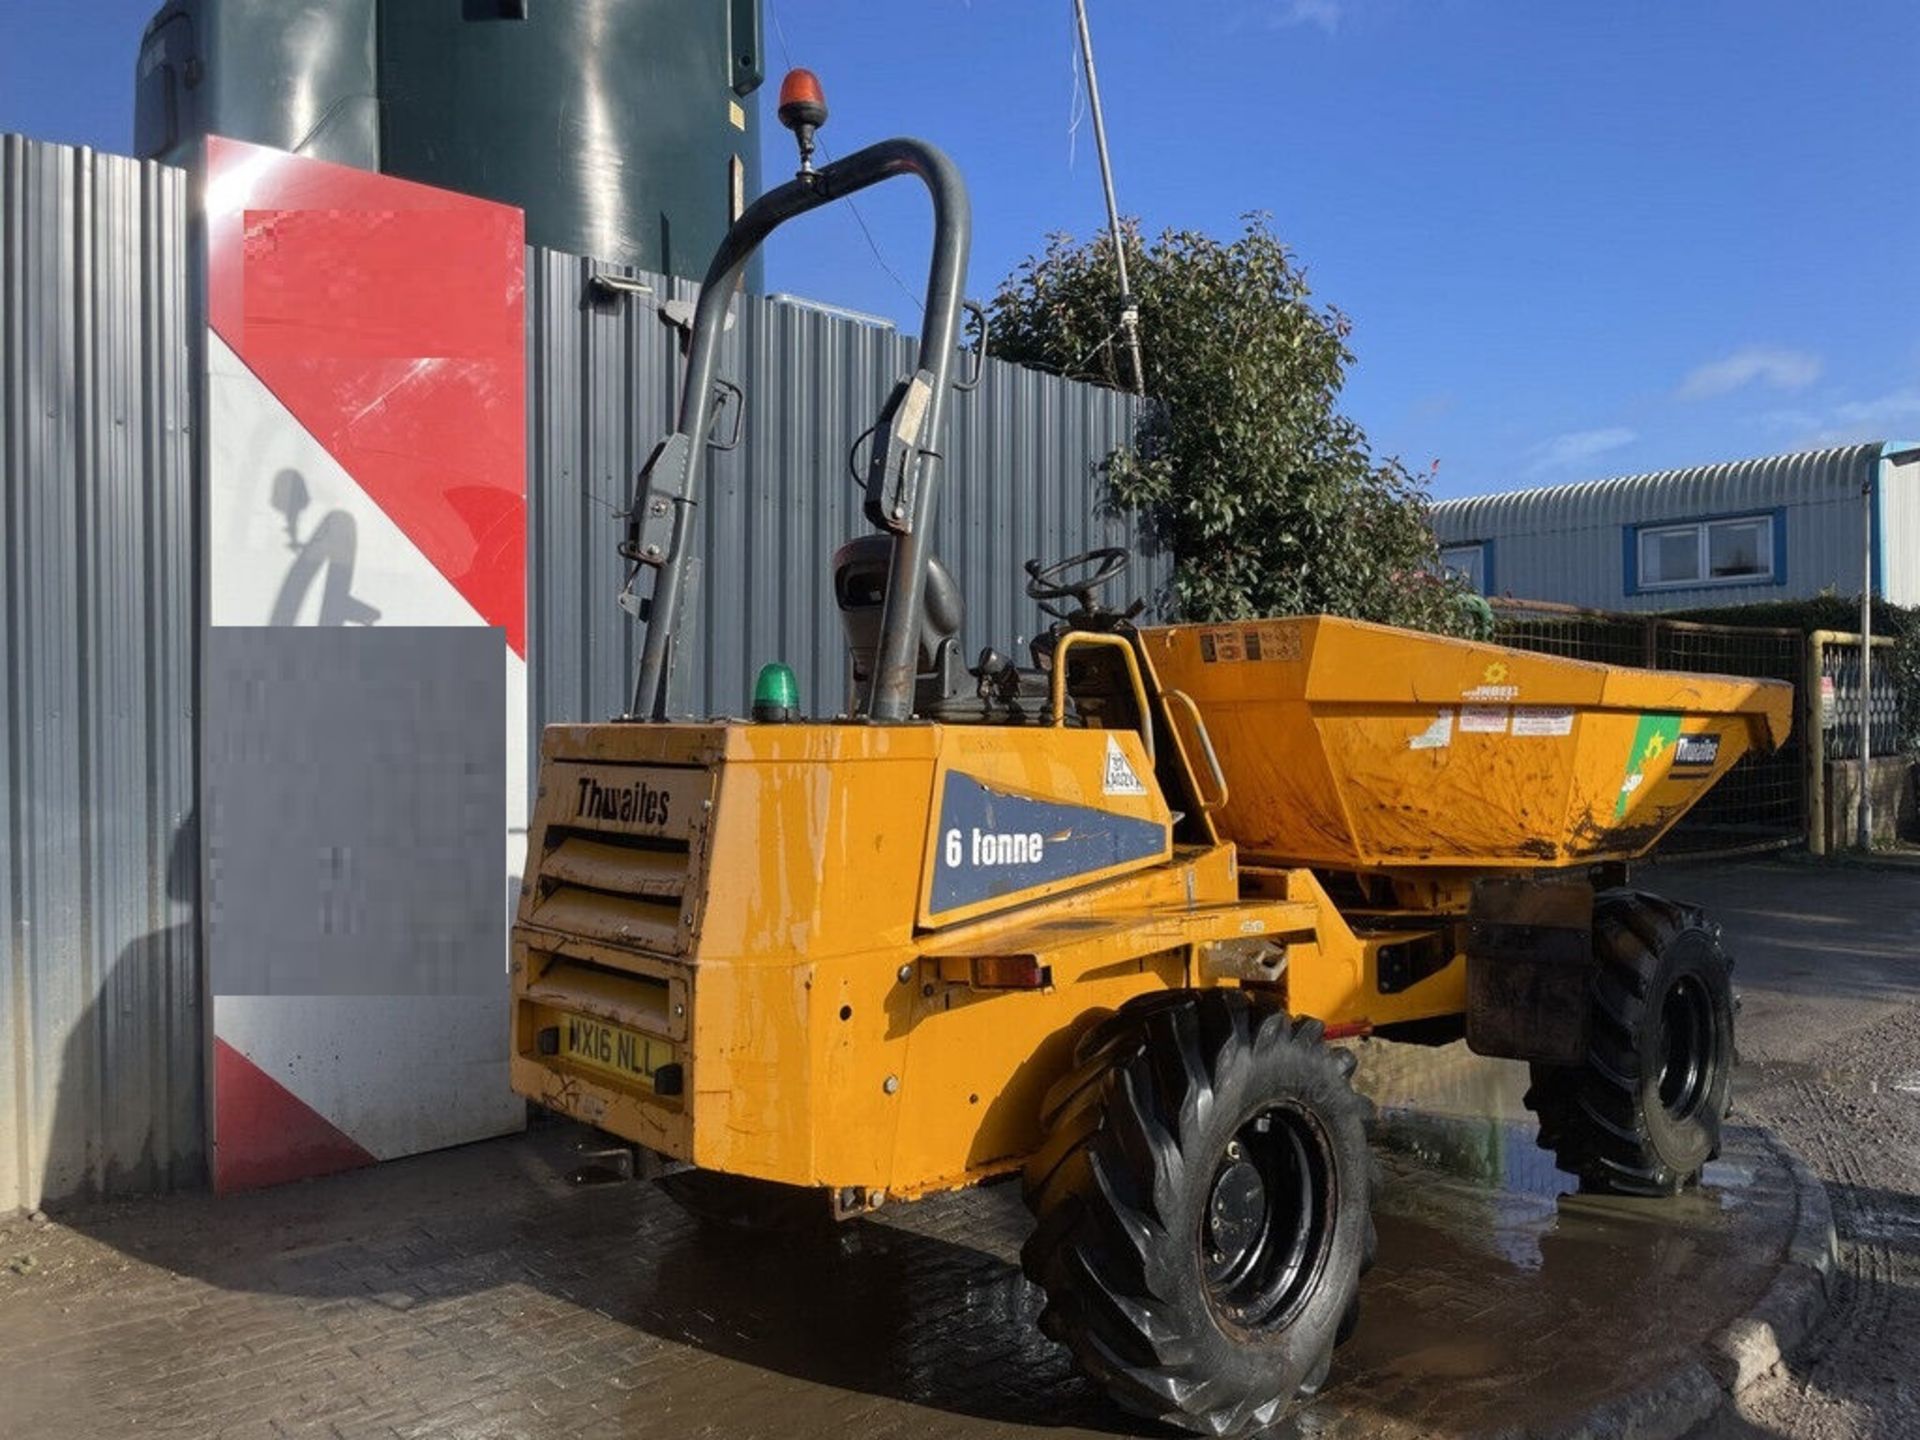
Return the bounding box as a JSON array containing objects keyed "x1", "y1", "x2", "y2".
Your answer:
[{"x1": 560, "y1": 1014, "x2": 672, "y2": 1085}]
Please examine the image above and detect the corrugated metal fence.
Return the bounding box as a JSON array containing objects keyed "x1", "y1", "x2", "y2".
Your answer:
[
  {"x1": 1, "y1": 140, "x2": 1155, "y2": 1211},
  {"x1": 1, "y1": 137, "x2": 201, "y2": 1213},
  {"x1": 525, "y1": 252, "x2": 1159, "y2": 729}
]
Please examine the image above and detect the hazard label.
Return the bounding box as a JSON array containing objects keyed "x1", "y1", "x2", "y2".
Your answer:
[{"x1": 1103, "y1": 734, "x2": 1148, "y2": 796}]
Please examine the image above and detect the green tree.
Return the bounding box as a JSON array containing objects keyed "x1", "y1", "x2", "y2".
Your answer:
[{"x1": 989, "y1": 216, "x2": 1470, "y2": 631}]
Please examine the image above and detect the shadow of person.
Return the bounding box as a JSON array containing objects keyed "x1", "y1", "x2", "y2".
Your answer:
[
  {"x1": 266, "y1": 466, "x2": 382, "y2": 627},
  {"x1": 36, "y1": 812, "x2": 204, "y2": 1210}
]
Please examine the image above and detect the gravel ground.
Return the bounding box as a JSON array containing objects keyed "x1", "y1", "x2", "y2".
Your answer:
[{"x1": 1653, "y1": 860, "x2": 1920, "y2": 1440}]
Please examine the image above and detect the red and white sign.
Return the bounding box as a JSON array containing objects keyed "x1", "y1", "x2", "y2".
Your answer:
[{"x1": 201, "y1": 138, "x2": 528, "y2": 1191}]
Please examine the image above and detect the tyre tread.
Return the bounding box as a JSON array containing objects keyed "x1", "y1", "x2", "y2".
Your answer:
[
  {"x1": 1524, "y1": 890, "x2": 1732, "y2": 1197},
  {"x1": 1022, "y1": 990, "x2": 1370, "y2": 1435}
]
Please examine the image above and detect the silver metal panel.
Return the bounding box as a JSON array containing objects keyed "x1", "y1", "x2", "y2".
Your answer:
[
  {"x1": 1, "y1": 138, "x2": 200, "y2": 1212},
  {"x1": 526, "y1": 252, "x2": 1163, "y2": 730},
  {"x1": 1432, "y1": 444, "x2": 1886, "y2": 610},
  {"x1": 1880, "y1": 448, "x2": 1920, "y2": 607}
]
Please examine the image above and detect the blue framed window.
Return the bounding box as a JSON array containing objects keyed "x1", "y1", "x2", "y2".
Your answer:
[
  {"x1": 1626, "y1": 510, "x2": 1784, "y2": 594},
  {"x1": 1439, "y1": 541, "x2": 1492, "y2": 593}
]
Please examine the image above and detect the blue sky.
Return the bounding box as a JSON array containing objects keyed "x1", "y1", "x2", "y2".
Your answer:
[{"x1": 7, "y1": 1, "x2": 1916, "y2": 500}]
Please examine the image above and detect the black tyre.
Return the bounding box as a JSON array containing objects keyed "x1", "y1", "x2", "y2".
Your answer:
[
  {"x1": 1524, "y1": 891, "x2": 1734, "y2": 1197},
  {"x1": 1022, "y1": 990, "x2": 1373, "y2": 1436},
  {"x1": 657, "y1": 1169, "x2": 832, "y2": 1235}
]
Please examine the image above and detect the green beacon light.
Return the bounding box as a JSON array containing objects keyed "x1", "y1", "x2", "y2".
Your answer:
[{"x1": 752, "y1": 662, "x2": 799, "y2": 723}]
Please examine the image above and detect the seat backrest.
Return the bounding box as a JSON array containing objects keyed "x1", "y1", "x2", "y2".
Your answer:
[{"x1": 832, "y1": 533, "x2": 964, "y2": 681}]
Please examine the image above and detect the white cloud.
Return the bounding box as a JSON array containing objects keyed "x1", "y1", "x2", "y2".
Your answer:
[
  {"x1": 1228, "y1": 0, "x2": 1351, "y2": 35},
  {"x1": 1764, "y1": 388, "x2": 1920, "y2": 448},
  {"x1": 1678, "y1": 346, "x2": 1823, "y2": 401},
  {"x1": 1828, "y1": 389, "x2": 1920, "y2": 430},
  {"x1": 1279, "y1": 0, "x2": 1343, "y2": 29},
  {"x1": 1526, "y1": 427, "x2": 1637, "y2": 477},
  {"x1": 1231, "y1": 0, "x2": 1343, "y2": 32}
]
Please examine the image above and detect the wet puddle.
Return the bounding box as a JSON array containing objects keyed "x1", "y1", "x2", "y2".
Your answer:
[{"x1": 1245, "y1": 1038, "x2": 1790, "y2": 1438}]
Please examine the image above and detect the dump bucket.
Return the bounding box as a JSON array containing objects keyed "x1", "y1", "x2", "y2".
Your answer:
[{"x1": 1142, "y1": 616, "x2": 1792, "y2": 871}]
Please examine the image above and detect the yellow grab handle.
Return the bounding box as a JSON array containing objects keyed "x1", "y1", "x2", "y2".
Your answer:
[
  {"x1": 1048, "y1": 630, "x2": 1155, "y2": 764},
  {"x1": 1166, "y1": 688, "x2": 1229, "y2": 811}
]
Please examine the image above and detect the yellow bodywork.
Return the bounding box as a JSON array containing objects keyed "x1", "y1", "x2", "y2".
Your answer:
[
  {"x1": 510, "y1": 615, "x2": 1791, "y2": 1205},
  {"x1": 512, "y1": 716, "x2": 1404, "y2": 1202},
  {"x1": 1143, "y1": 616, "x2": 1792, "y2": 870}
]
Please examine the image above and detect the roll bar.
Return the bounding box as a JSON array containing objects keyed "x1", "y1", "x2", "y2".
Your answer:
[{"x1": 626, "y1": 135, "x2": 972, "y2": 722}]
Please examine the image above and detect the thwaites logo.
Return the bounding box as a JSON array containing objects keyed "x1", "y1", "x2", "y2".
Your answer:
[
  {"x1": 576, "y1": 774, "x2": 672, "y2": 828},
  {"x1": 1671, "y1": 733, "x2": 1721, "y2": 770}
]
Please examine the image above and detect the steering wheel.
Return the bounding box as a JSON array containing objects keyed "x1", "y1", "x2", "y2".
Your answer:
[{"x1": 1025, "y1": 546, "x2": 1132, "y2": 619}]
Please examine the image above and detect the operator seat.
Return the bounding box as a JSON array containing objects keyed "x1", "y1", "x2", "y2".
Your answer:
[{"x1": 832, "y1": 534, "x2": 968, "y2": 713}]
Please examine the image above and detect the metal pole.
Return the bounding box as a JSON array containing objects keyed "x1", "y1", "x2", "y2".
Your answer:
[
  {"x1": 1072, "y1": 0, "x2": 1145, "y2": 397},
  {"x1": 1857, "y1": 469, "x2": 1874, "y2": 849}
]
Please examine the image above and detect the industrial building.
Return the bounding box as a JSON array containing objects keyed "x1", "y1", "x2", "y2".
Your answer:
[{"x1": 1431, "y1": 441, "x2": 1920, "y2": 609}]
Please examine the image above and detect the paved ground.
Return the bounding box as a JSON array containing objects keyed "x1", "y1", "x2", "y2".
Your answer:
[
  {"x1": 0, "y1": 857, "x2": 1910, "y2": 1440},
  {"x1": 1646, "y1": 858, "x2": 1920, "y2": 1440},
  {"x1": 0, "y1": 1112, "x2": 1800, "y2": 1440}
]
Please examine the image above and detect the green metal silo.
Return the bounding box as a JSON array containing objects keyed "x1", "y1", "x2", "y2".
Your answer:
[{"x1": 135, "y1": 0, "x2": 763, "y2": 281}]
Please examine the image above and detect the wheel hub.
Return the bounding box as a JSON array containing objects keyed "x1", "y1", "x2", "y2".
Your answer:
[
  {"x1": 1200, "y1": 1107, "x2": 1334, "y2": 1330},
  {"x1": 1657, "y1": 974, "x2": 1715, "y2": 1122},
  {"x1": 1205, "y1": 1157, "x2": 1267, "y2": 1271}
]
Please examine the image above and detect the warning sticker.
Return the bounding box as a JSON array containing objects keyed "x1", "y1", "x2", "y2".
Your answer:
[
  {"x1": 1511, "y1": 707, "x2": 1575, "y2": 737},
  {"x1": 1250, "y1": 623, "x2": 1303, "y2": 663},
  {"x1": 1207, "y1": 629, "x2": 1245, "y2": 663},
  {"x1": 1459, "y1": 706, "x2": 1510, "y2": 734},
  {"x1": 1408, "y1": 710, "x2": 1455, "y2": 750},
  {"x1": 1103, "y1": 734, "x2": 1148, "y2": 796},
  {"x1": 1194, "y1": 623, "x2": 1301, "y2": 664}
]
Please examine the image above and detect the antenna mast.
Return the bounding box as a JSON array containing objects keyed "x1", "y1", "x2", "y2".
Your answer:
[{"x1": 1071, "y1": 0, "x2": 1145, "y2": 397}]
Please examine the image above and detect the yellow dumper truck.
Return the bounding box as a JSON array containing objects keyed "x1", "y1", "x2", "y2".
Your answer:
[{"x1": 509, "y1": 73, "x2": 1792, "y2": 1435}]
